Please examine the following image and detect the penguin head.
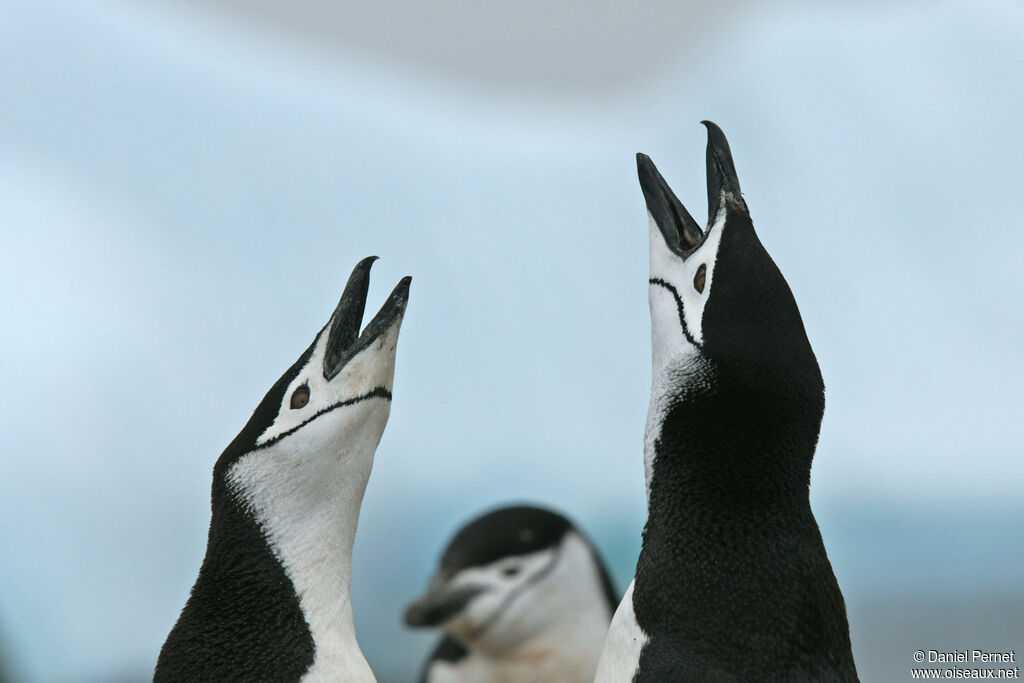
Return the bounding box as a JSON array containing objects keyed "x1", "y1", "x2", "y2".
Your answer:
[
  {"x1": 214, "y1": 256, "x2": 411, "y2": 533},
  {"x1": 404, "y1": 506, "x2": 616, "y2": 657},
  {"x1": 640, "y1": 121, "x2": 821, "y2": 397}
]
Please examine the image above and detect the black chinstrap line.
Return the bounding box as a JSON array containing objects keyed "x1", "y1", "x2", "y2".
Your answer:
[
  {"x1": 649, "y1": 278, "x2": 701, "y2": 348},
  {"x1": 255, "y1": 386, "x2": 392, "y2": 451}
]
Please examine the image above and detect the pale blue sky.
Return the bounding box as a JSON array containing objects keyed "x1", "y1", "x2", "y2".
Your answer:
[{"x1": 1, "y1": 2, "x2": 1022, "y2": 680}]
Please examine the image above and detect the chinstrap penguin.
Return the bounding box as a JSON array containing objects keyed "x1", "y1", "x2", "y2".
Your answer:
[
  {"x1": 594, "y1": 123, "x2": 859, "y2": 682},
  {"x1": 156, "y1": 257, "x2": 411, "y2": 682},
  {"x1": 404, "y1": 505, "x2": 618, "y2": 683}
]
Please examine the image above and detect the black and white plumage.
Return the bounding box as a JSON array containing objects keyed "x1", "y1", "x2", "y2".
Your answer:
[
  {"x1": 155, "y1": 257, "x2": 410, "y2": 682},
  {"x1": 595, "y1": 123, "x2": 859, "y2": 682},
  {"x1": 405, "y1": 505, "x2": 618, "y2": 683}
]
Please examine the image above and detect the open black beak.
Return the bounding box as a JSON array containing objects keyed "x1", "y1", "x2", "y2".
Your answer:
[
  {"x1": 403, "y1": 584, "x2": 485, "y2": 628},
  {"x1": 323, "y1": 257, "x2": 412, "y2": 381},
  {"x1": 637, "y1": 121, "x2": 748, "y2": 256},
  {"x1": 636, "y1": 152, "x2": 704, "y2": 258},
  {"x1": 701, "y1": 120, "x2": 745, "y2": 221}
]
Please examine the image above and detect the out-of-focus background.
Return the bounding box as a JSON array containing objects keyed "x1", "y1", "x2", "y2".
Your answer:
[{"x1": 1, "y1": 1, "x2": 1022, "y2": 681}]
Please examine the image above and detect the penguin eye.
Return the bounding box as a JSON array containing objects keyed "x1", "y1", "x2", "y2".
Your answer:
[
  {"x1": 290, "y1": 384, "x2": 310, "y2": 410},
  {"x1": 694, "y1": 264, "x2": 707, "y2": 293},
  {"x1": 501, "y1": 564, "x2": 521, "y2": 578}
]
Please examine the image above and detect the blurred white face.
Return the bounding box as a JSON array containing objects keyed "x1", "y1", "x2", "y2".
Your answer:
[
  {"x1": 437, "y1": 533, "x2": 606, "y2": 657},
  {"x1": 438, "y1": 544, "x2": 559, "y2": 650}
]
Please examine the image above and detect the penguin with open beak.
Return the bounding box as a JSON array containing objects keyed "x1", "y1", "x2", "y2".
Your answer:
[
  {"x1": 157, "y1": 257, "x2": 411, "y2": 682},
  {"x1": 595, "y1": 123, "x2": 859, "y2": 682}
]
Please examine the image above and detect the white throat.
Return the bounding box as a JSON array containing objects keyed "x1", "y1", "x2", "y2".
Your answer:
[{"x1": 228, "y1": 400, "x2": 390, "y2": 682}]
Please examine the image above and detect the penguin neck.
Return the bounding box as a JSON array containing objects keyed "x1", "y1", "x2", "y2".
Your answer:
[
  {"x1": 644, "y1": 353, "x2": 823, "y2": 523},
  {"x1": 633, "y1": 356, "x2": 852, "y2": 670},
  {"x1": 224, "y1": 441, "x2": 378, "y2": 681},
  {"x1": 157, "y1": 479, "x2": 318, "y2": 681}
]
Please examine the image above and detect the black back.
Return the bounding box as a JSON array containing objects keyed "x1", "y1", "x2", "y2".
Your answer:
[
  {"x1": 632, "y1": 126, "x2": 858, "y2": 681},
  {"x1": 155, "y1": 343, "x2": 318, "y2": 681}
]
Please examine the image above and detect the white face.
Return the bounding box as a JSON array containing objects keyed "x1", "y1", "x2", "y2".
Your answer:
[
  {"x1": 228, "y1": 317, "x2": 402, "y2": 544},
  {"x1": 254, "y1": 320, "x2": 400, "y2": 450},
  {"x1": 438, "y1": 533, "x2": 609, "y2": 657},
  {"x1": 647, "y1": 207, "x2": 726, "y2": 369}
]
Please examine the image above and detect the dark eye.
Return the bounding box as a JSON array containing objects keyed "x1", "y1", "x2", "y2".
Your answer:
[
  {"x1": 501, "y1": 565, "x2": 521, "y2": 578},
  {"x1": 694, "y1": 264, "x2": 706, "y2": 293},
  {"x1": 290, "y1": 384, "x2": 310, "y2": 410}
]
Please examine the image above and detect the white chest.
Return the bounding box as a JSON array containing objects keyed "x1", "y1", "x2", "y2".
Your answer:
[
  {"x1": 594, "y1": 580, "x2": 646, "y2": 682},
  {"x1": 228, "y1": 404, "x2": 387, "y2": 683}
]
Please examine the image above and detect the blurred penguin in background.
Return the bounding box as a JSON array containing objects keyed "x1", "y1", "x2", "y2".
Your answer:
[{"x1": 404, "y1": 505, "x2": 618, "y2": 683}]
